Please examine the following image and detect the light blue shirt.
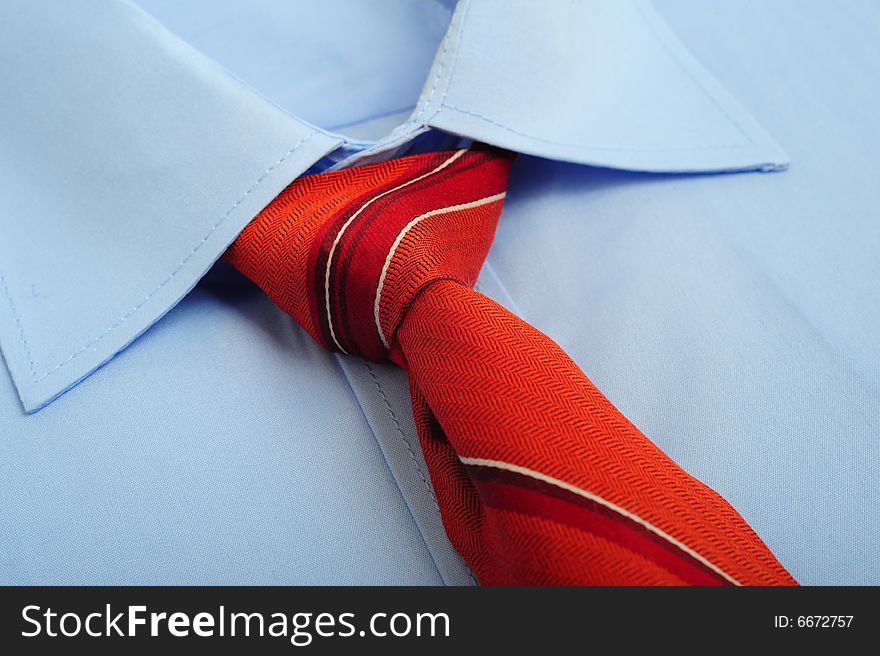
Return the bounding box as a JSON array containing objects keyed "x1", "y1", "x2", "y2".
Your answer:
[{"x1": 0, "y1": 0, "x2": 876, "y2": 584}]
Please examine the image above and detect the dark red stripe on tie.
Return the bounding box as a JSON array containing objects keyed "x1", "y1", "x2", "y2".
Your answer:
[{"x1": 466, "y1": 464, "x2": 732, "y2": 586}]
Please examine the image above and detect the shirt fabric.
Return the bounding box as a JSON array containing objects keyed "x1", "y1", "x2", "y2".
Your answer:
[{"x1": 0, "y1": 0, "x2": 876, "y2": 585}]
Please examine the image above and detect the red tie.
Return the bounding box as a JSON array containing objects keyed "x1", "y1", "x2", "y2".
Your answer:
[{"x1": 226, "y1": 146, "x2": 796, "y2": 586}]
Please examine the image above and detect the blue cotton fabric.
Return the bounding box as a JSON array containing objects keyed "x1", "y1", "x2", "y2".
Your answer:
[{"x1": 0, "y1": 0, "x2": 876, "y2": 584}]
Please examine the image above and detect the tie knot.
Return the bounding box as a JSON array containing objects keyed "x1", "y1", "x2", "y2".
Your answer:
[{"x1": 227, "y1": 146, "x2": 514, "y2": 361}]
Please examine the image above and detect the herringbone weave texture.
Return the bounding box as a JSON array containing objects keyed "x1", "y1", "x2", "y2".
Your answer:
[{"x1": 225, "y1": 146, "x2": 796, "y2": 586}]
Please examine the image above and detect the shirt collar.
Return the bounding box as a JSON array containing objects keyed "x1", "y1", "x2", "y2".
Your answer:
[{"x1": 0, "y1": 0, "x2": 788, "y2": 412}]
